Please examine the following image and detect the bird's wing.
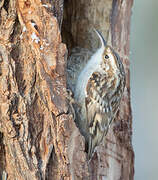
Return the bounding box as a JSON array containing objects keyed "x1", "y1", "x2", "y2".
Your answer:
[{"x1": 85, "y1": 71, "x2": 116, "y2": 159}]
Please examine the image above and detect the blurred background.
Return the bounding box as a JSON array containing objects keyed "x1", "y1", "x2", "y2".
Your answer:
[{"x1": 130, "y1": 0, "x2": 158, "y2": 179}]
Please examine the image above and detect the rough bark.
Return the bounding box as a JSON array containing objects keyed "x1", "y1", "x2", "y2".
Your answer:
[{"x1": 0, "y1": 0, "x2": 134, "y2": 180}]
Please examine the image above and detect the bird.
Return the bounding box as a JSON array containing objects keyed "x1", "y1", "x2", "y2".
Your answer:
[{"x1": 74, "y1": 29, "x2": 126, "y2": 160}]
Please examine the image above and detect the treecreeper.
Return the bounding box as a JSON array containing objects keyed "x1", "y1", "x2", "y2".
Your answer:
[{"x1": 74, "y1": 29, "x2": 126, "y2": 160}]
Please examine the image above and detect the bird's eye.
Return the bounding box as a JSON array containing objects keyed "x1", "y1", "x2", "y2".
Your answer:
[{"x1": 104, "y1": 55, "x2": 109, "y2": 59}]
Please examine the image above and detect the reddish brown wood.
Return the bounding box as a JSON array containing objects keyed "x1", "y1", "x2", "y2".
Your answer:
[{"x1": 0, "y1": 0, "x2": 134, "y2": 179}]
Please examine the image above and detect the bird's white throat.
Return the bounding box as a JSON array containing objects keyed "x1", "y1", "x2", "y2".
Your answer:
[{"x1": 75, "y1": 46, "x2": 104, "y2": 102}]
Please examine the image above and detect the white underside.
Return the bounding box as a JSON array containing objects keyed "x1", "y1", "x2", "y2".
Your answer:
[{"x1": 75, "y1": 47, "x2": 104, "y2": 103}]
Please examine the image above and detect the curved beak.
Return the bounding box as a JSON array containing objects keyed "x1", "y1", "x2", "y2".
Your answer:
[{"x1": 94, "y1": 29, "x2": 107, "y2": 48}]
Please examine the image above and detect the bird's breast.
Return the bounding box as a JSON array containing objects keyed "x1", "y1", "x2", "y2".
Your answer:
[{"x1": 74, "y1": 48, "x2": 104, "y2": 103}]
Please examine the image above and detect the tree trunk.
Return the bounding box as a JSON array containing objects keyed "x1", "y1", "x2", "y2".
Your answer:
[{"x1": 0, "y1": 0, "x2": 134, "y2": 179}]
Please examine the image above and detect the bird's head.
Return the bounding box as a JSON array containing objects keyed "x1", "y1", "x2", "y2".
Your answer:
[{"x1": 94, "y1": 29, "x2": 119, "y2": 72}]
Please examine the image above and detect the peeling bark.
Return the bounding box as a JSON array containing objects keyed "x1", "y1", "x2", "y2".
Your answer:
[{"x1": 0, "y1": 0, "x2": 134, "y2": 179}]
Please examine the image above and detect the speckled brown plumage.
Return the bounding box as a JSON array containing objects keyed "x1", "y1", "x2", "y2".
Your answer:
[
  {"x1": 85, "y1": 46, "x2": 125, "y2": 158},
  {"x1": 74, "y1": 30, "x2": 126, "y2": 159}
]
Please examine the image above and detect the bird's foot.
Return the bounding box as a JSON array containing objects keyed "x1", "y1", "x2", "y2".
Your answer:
[{"x1": 66, "y1": 89, "x2": 77, "y2": 119}]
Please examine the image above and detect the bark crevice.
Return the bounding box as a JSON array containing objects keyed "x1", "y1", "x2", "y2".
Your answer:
[{"x1": 0, "y1": 0, "x2": 134, "y2": 179}]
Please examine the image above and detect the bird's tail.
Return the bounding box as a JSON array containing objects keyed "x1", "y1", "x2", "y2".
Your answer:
[{"x1": 88, "y1": 128, "x2": 106, "y2": 160}]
